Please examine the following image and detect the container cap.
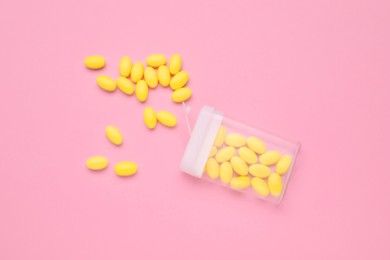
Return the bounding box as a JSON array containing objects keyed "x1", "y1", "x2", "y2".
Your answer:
[{"x1": 180, "y1": 106, "x2": 223, "y2": 178}]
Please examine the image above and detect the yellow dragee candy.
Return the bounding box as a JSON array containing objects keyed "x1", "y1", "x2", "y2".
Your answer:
[
  {"x1": 119, "y1": 56, "x2": 132, "y2": 77},
  {"x1": 249, "y1": 164, "x2": 271, "y2": 178},
  {"x1": 275, "y1": 155, "x2": 292, "y2": 175},
  {"x1": 230, "y1": 176, "x2": 251, "y2": 190},
  {"x1": 116, "y1": 77, "x2": 135, "y2": 95},
  {"x1": 260, "y1": 150, "x2": 281, "y2": 166},
  {"x1": 230, "y1": 156, "x2": 248, "y2": 176},
  {"x1": 220, "y1": 162, "x2": 233, "y2": 184},
  {"x1": 114, "y1": 162, "x2": 138, "y2": 177},
  {"x1": 206, "y1": 158, "x2": 219, "y2": 179},
  {"x1": 215, "y1": 146, "x2": 236, "y2": 163},
  {"x1": 146, "y1": 54, "x2": 167, "y2": 68},
  {"x1": 209, "y1": 146, "x2": 217, "y2": 157},
  {"x1": 131, "y1": 62, "x2": 144, "y2": 83},
  {"x1": 157, "y1": 65, "x2": 171, "y2": 87},
  {"x1": 238, "y1": 147, "x2": 258, "y2": 164},
  {"x1": 156, "y1": 111, "x2": 177, "y2": 127},
  {"x1": 84, "y1": 55, "x2": 105, "y2": 69},
  {"x1": 251, "y1": 177, "x2": 270, "y2": 197},
  {"x1": 170, "y1": 71, "x2": 189, "y2": 90},
  {"x1": 268, "y1": 173, "x2": 283, "y2": 197},
  {"x1": 144, "y1": 67, "x2": 158, "y2": 88},
  {"x1": 225, "y1": 133, "x2": 246, "y2": 147},
  {"x1": 246, "y1": 136, "x2": 266, "y2": 154},
  {"x1": 169, "y1": 54, "x2": 182, "y2": 75},
  {"x1": 86, "y1": 156, "x2": 109, "y2": 171},
  {"x1": 214, "y1": 126, "x2": 227, "y2": 147},
  {"x1": 171, "y1": 88, "x2": 192, "y2": 103},
  {"x1": 135, "y1": 80, "x2": 148, "y2": 102},
  {"x1": 96, "y1": 75, "x2": 116, "y2": 92},
  {"x1": 105, "y1": 125, "x2": 123, "y2": 145},
  {"x1": 144, "y1": 107, "x2": 157, "y2": 129}
]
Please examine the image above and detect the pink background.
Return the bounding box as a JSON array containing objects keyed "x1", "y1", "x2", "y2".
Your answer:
[{"x1": 1, "y1": 0, "x2": 389, "y2": 259}]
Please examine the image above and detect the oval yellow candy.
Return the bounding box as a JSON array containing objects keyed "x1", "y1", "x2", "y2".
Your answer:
[
  {"x1": 144, "y1": 107, "x2": 157, "y2": 129},
  {"x1": 119, "y1": 56, "x2": 132, "y2": 77},
  {"x1": 268, "y1": 173, "x2": 283, "y2": 197},
  {"x1": 209, "y1": 146, "x2": 217, "y2": 157},
  {"x1": 214, "y1": 126, "x2": 226, "y2": 148},
  {"x1": 230, "y1": 176, "x2": 251, "y2": 190},
  {"x1": 251, "y1": 177, "x2": 270, "y2": 197},
  {"x1": 238, "y1": 147, "x2": 258, "y2": 164},
  {"x1": 170, "y1": 71, "x2": 189, "y2": 90},
  {"x1": 230, "y1": 156, "x2": 248, "y2": 176},
  {"x1": 96, "y1": 75, "x2": 116, "y2": 92},
  {"x1": 116, "y1": 77, "x2": 134, "y2": 95},
  {"x1": 131, "y1": 62, "x2": 144, "y2": 83},
  {"x1": 114, "y1": 162, "x2": 138, "y2": 177},
  {"x1": 86, "y1": 156, "x2": 109, "y2": 171},
  {"x1": 260, "y1": 151, "x2": 281, "y2": 166},
  {"x1": 156, "y1": 111, "x2": 177, "y2": 127},
  {"x1": 169, "y1": 54, "x2": 182, "y2": 75},
  {"x1": 171, "y1": 88, "x2": 192, "y2": 103},
  {"x1": 84, "y1": 55, "x2": 105, "y2": 70},
  {"x1": 246, "y1": 136, "x2": 266, "y2": 154},
  {"x1": 146, "y1": 54, "x2": 167, "y2": 68},
  {"x1": 249, "y1": 164, "x2": 271, "y2": 178},
  {"x1": 220, "y1": 162, "x2": 233, "y2": 184},
  {"x1": 276, "y1": 155, "x2": 292, "y2": 175},
  {"x1": 157, "y1": 65, "x2": 170, "y2": 87},
  {"x1": 215, "y1": 146, "x2": 236, "y2": 163},
  {"x1": 144, "y1": 67, "x2": 158, "y2": 88},
  {"x1": 135, "y1": 80, "x2": 148, "y2": 102},
  {"x1": 206, "y1": 158, "x2": 219, "y2": 179},
  {"x1": 105, "y1": 125, "x2": 123, "y2": 145},
  {"x1": 225, "y1": 133, "x2": 246, "y2": 147}
]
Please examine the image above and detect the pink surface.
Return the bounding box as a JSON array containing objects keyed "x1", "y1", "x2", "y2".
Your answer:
[{"x1": 1, "y1": 0, "x2": 389, "y2": 259}]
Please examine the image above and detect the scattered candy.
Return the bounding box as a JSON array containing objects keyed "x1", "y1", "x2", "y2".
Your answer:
[
  {"x1": 85, "y1": 55, "x2": 106, "y2": 70},
  {"x1": 157, "y1": 65, "x2": 171, "y2": 87},
  {"x1": 146, "y1": 54, "x2": 167, "y2": 68},
  {"x1": 135, "y1": 80, "x2": 148, "y2": 102},
  {"x1": 85, "y1": 54, "x2": 191, "y2": 178},
  {"x1": 144, "y1": 67, "x2": 158, "y2": 88},
  {"x1": 171, "y1": 88, "x2": 192, "y2": 103},
  {"x1": 105, "y1": 125, "x2": 123, "y2": 146},
  {"x1": 96, "y1": 75, "x2": 116, "y2": 92},
  {"x1": 86, "y1": 156, "x2": 109, "y2": 170},
  {"x1": 131, "y1": 62, "x2": 144, "y2": 83},
  {"x1": 144, "y1": 107, "x2": 157, "y2": 129},
  {"x1": 114, "y1": 162, "x2": 138, "y2": 177},
  {"x1": 170, "y1": 71, "x2": 189, "y2": 90},
  {"x1": 156, "y1": 111, "x2": 177, "y2": 128},
  {"x1": 116, "y1": 76, "x2": 134, "y2": 95},
  {"x1": 119, "y1": 56, "x2": 132, "y2": 77},
  {"x1": 169, "y1": 54, "x2": 182, "y2": 75}
]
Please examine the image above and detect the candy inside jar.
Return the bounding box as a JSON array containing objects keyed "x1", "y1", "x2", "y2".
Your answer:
[{"x1": 180, "y1": 106, "x2": 300, "y2": 204}]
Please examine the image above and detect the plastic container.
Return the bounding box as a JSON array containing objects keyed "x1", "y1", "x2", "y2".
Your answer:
[{"x1": 180, "y1": 106, "x2": 300, "y2": 203}]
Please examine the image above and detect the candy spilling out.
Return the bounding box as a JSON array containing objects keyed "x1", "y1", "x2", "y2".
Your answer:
[
  {"x1": 84, "y1": 54, "x2": 191, "y2": 176},
  {"x1": 206, "y1": 126, "x2": 292, "y2": 198}
]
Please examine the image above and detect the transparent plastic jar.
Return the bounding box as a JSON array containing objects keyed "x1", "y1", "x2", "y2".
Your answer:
[{"x1": 180, "y1": 106, "x2": 300, "y2": 204}]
